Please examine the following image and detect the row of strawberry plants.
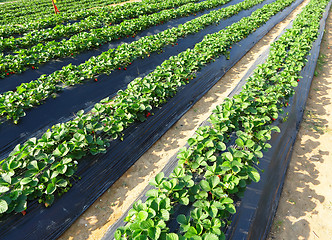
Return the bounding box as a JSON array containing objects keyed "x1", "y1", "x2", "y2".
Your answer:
[
  {"x1": 0, "y1": 0, "x2": 235, "y2": 78},
  {"x1": 0, "y1": 0, "x2": 266, "y2": 123},
  {"x1": 0, "y1": 0, "x2": 130, "y2": 25},
  {"x1": 0, "y1": 7, "x2": 106, "y2": 38},
  {"x1": 0, "y1": 0, "x2": 198, "y2": 51},
  {"x1": 0, "y1": 0, "x2": 296, "y2": 217},
  {"x1": 0, "y1": 1, "x2": 147, "y2": 39},
  {"x1": 114, "y1": 0, "x2": 329, "y2": 238}
]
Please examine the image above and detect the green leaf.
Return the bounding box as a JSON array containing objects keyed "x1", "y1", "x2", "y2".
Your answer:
[
  {"x1": 53, "y1": 143, "x2": 69, "y2": 157},
  {"x1": 20, "y1": 177, "x2": 32, "y2": 185},
  {"x1": 208, "y1": 206, "x2": 218, "y2": 218},
  {"x1": 77, "y1": 110, "x2": 84, "y2": 116},
  {"x1": 14, "y1": 197, "x2": 27, "y2": 212},
  {"x1": 86, "y1": 135, "x2": 93, "y2": 143},
  {"x1": 184, "y1": 226, "x2": 198, "y2": 238},
  {"x1": 148, "y1": 227, "x2": 161, "y2": 239},
  {"x1": 146, "y1": 189, "x2": 159, "y2": 198},
  {"x1": 203, "y1": 233, "x2": 219, "y2": 240},
  {"x1": 137, "y1": 211, "x2": 148, "y2": 221},
  {"x1": 56, "y1": 164, "x2": 67, "y2": 174},
  {"x1": 0, "y1": 186, "x2": 9, "y2": 194},
  {"x1": 177, "y1": 214, "x2": 189, "y2": 225},
  {"x1": 210, "y1": 176, "x2": 220, "y2": 189},
  {"x1": 223, "y1": 152, "x2": 233, "y2": 161},
  {"x1": 56, "y1": 179, "x2": 68, "y2": 187},
  {"x1": 46, "y1": 183, "x2": 56, "y2": 194},
  {"x1": 188, "y1": 138, "x2": 197, "y2": 146},
  {"x1": 114, "y1": 229, "x2": 122, "y2": 240},
  {"x1": 1, "y1": 173, "x2": 12, "y2": 184},
  {"x1": 225, "y1": 204, "x2": 236, "y2": 214},
  {"x1": 200, "y1": 180, "x2": 211, "y2": 192},
  {"x1": 235, "y1": 138, "x2": 244, "y2": 147},
  {"x1": 247, "y1": 166, "x2": 260, "y2": 182},
  {"x1": 28, "y1": 160, "x2": 39, "y2": 170},
  {"x1": 139, "y1": 219, "x2": 154, "y2": 230},
  {"x1": 216, "y1": 141, "x2": 226, "y2": 151},
  {"x1": 0, "y1": 199, "x2": 8, "y2": 214},
  {"x1": 160, "y1": 209, "x2": 170, "y2": 221},
  {"x1": 220, "y1": 197, "x2": 233, "y2": 204},
  {"x1": 166, "y1": 233, "x2": 179, "y2": 240},
  {"x1": 155, "y1": 172, "x2": 164, "y2": 184},
  {"x1": 179, "y1": 197, "x2": 189, "y2": 206},
  {"x1": 205, "y1": 150, "x2": 214, "y2": 158}
]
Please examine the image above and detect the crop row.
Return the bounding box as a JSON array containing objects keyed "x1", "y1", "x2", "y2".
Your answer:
[
  {"x1": 0, "y1": 0, "x2": 235, "y2": 79},
  {"x1": 0, "y1": 0, "x2": 268, "y2": 123},
  {"x1": 0, "y1": 0, "x2": 156, "y2": 39},
  {"x1": 0, "y1": 0, "x2": 199, "y2": 52},
  {"x1": 0, "y1": 0, "x2": 129, "y2": 25},
  {"x1": 114, "y1": 0, "x2": 329, "y2": 238},
  {"x1": 0, "y1": 0, "x2": 297, "y2": 217}
]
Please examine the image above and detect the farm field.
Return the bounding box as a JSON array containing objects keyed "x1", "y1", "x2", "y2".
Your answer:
[{"x1": 0, "y1": 0, "x2": 331, "y2": 239}]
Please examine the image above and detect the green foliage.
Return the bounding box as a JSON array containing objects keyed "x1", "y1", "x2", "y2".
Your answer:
[{"x1": 0, "y1": 2, "x2": 328, "y2": 240}]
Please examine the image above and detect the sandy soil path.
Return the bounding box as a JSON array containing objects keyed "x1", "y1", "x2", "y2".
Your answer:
[
  {"x1": 58, "y1": 0, "x2": 320, "y2": 239},
  {"x1": 267, "y1": 6, "x2": 332, "y2": 240}
]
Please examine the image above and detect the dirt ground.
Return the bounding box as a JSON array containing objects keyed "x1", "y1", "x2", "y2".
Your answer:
[
  {"x1": 267, "y1": 6, "x2": 332, "y2": 240},
  {"x1": 59, "y1": 0, "x2": 331, "y2": 239}
]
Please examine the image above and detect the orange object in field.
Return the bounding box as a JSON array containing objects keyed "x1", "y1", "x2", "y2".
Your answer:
[{"x1": 51, "y1": 0, "x2": 60, "y2": 14}]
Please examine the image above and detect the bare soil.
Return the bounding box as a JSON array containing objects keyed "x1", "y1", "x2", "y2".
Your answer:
[
  {"x1": 58, "y1": 0, "x2": 330, "y2": 239},
  {"x1": 267, "y1": 6, "x2": 332, "y2": 240}
]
